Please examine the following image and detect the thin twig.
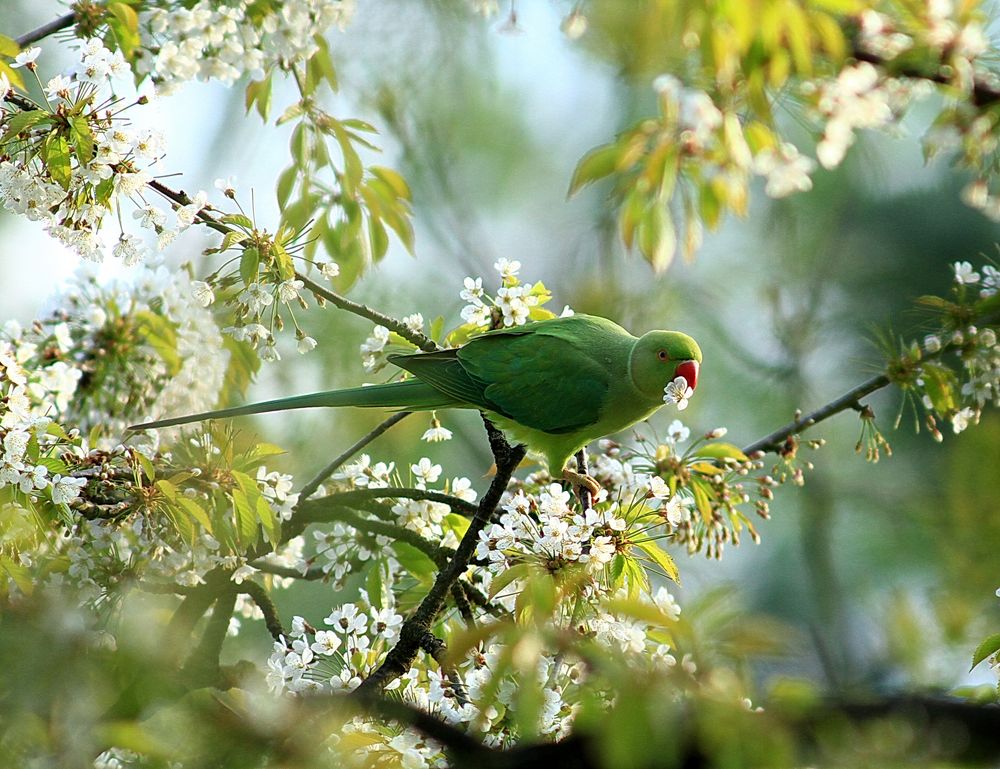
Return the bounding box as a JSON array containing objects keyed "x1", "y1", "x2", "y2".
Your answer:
[
  {"x1": 297, "y1": 411, "x2": 412, "y2": 501},
  {"x1": 574, "y1": 448, "x2": 593, "y2": 509},
  {"x1": 741, "y1": 374, "x2": 890, "y2": 455},
  {"x1": 15, "y1": 12, "x2": 76, "y2": 48},
  {"x1": 297, "y1": 273, "x2": 440, "y2": 352}
]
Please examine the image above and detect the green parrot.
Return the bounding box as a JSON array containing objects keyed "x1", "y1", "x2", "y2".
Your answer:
[{"x1": 129, "y1": 314, "x2": 702, "y2": 492}]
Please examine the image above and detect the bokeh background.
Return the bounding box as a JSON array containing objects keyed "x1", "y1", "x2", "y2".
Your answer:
[{"x1": 3, "y1": 0, "x2": 999, "y2": 696}]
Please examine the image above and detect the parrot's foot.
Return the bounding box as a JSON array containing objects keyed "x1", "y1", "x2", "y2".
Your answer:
[{"x1": 562, "y1": 468, "x2": 601, "y2": 497}]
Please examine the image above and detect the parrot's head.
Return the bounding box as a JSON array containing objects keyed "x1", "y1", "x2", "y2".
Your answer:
[{"x1": 630, "y1": 330, "x2": 703, "y2": 402}]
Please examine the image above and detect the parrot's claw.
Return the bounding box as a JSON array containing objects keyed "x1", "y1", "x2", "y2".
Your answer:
[{"x1": 562, "y1": 468, "x2": 601, "y2": 497}]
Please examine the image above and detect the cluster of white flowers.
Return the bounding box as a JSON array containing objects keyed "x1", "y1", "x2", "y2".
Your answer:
[
  {"x1": 857, "y1": 1, "x2": 988, "y2": 88},
  {"x1": 139, "y1": 0, "x2": 356, "y2": 94},
  {"x1": 811, "y1": 62, "x2": 918, "y2": 170},
  {"x1": 918, "y1": 262, "x2": 1000, "y2": 436},
  {"x1": 300, "y1": 455, "x2": 477, "y2": 585},
  {"x1": 0, "y1": 41, "x2": 191, "y2": 265},
  {"x1": 458, "y1": 258, "x2": 558, "y2": 330},
  {"x1": 653, "y1": 74, "x2": 817, "y2": 202},
  {"x1": 475, "y1": 475, "x2": 685, "y2": 578},
  {"x1": 265, "y1": 596, "x2": 403, "y2": 696}
]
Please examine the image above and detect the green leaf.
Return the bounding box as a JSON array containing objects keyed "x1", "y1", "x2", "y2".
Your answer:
[
  {"x1": 41, "y1": 131, "x2": 72, "y2": 190},
  {"x1": 488, "y1": 562, "x2": 536, "y2": 601},
  {"x1": 9, "y1": 112, "x2": 50, "y2": 145},
  {"x1": 133, "y1": 311, "x2": 181, "y2": 376},
  {"x1": 245, "y1": 74, "x2": 273, "y2": 121},
  {"x1": 602, "y1": 596, "x2": 678, "y2": 630},
  {"x1": 273, "y1": 241, "x2": 295, "y2": 281},
  {"x1": 276, "y1": 101, "x2": 306, "y2": 126},
  {"x1": 0, "y1": 60, "x2": 24, "y2": 92},
  {"x1": 231, "y1": 487, "x2": 259, "y2": 546},
  {"x1": 391, "y1": 542, "x2": 437, "y2": 584},
  {"x1": 69, "y1": 116, "x2": 95, "y2": 165},
  {"x1": 220, "y1": 336, "x2": 260, "y2": 405},
  {"x1": 276, "y1": 165, "x2": 298, "y2": 209},
  {"x1": 0, "y1": 34, "x2": 19, "y2": 57},
  {"x1": 219, "y1": 230, "x2": 249, "y2": 252},
  {"x1": 697, "y1": 442, "x2": 749, "y2": 462},
  {"x1": 367, "y1": 215, "x2": 389, "y2": 262},
  {"x1": 443, "y1": 513, "x2": 470, "y2": 539},
  {"x1": 306, "y1": 35, "x2": 338, "y2": 91},
  {"x1": 221, "y1": 214, "x2": 253, "y2": 229},
  {"x1": 177, "y1": 496, "x2": 214, "y2": 535},
  {"x1": 0, "y1": 554, "x2": 34, "y2": 595},
  {"x1": 233, "y1": 470, "x2": 278, "y2": 547},
  {"x1": 369, "y1": 166, "x2": 411, "y2": 201},
  {"x1": 634, "y1": 539, "x2": 680, "y2": 583},
  {"x1": 366, "y1": 561, "x2": 384, "y2": 609},
  {"x1": 35, "y1": 456, "x2": 69, "y2": 476},
  {"x1": 239, "y1": 246, "x2": 260, "y2": 287},
  {"x1": 106, "y1": 2, "x2": 140, "y2": 55},
  {"x1": 568, "y1": 143, "x2": 619, "y2": 196},
  {"x1": 692, "y1": 480, "x2": 713, "y2": 524},
  {"x1": 971, "y1": 633, "x2": 1000, "y2": 670}
]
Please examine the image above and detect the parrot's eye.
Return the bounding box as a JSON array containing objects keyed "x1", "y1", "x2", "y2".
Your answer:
[{"x1": 657, "y1": 350, "x2": 669, "y2": 361}]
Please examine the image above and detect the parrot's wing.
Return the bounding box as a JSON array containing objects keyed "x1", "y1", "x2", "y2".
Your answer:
[
  {"x1": 456, "y1": 329, "x2": 610, "y2": 434},
  {"x1": 387, "y1": 349, "x2": 491, "y2": 406}
]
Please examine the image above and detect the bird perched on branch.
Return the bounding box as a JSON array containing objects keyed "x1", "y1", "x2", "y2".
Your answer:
[{"x1": 130, "y1": 314, "x2": 702, "y2": 493}]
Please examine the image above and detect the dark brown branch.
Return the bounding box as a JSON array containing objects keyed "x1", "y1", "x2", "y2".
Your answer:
[
  {"x1": 853, "y1": 47, "x2": 1000, "y2": 108},
  {"x1": 355, "y1": 418, "x2": 525, "y2": 694},
  {"x1": 15, "y1": 12, "x2": 75, "y2": 48},
  {"x1": 297, "y1": 411, "x2": 412, "y2": 501},
  {"x1": 741, "y1": 373, "x2": 890, "y2": 455}
]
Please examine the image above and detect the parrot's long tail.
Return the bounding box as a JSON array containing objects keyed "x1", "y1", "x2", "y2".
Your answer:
[{"x1": 128, "y1": 380, "x2": 455, "y2": 431}]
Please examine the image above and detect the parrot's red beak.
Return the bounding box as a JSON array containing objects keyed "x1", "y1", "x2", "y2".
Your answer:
[{"x1": 675, "y1": 360, "x2": 699, "y2": 390}]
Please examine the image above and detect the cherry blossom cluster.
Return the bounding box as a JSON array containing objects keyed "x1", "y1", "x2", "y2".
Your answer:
[
  {"x1": 808, "y1": 62, "x2": 925, "y2": 170},
  {"x1": 855, "y1": 3, "x2": 989, "y2": 84},
  {"x1": 304, "y1": 455, "x2": 476, "y2": 586},
  {"x1": 458, "y1": 258, "x2": 559, "y2": 329},
  {"x1": 137, "y1": 0, "x2": 356, "y2": 94},
  {"x1": 0, "y1": 41, "x2": 197, "y2": 265},
  {"x1": 0, "y1": 265, "x2": 294, "y2": 600},
  {"x1": 652, "y1": 75, "x2": 815, "y2": 204},
  {"x1": 915, "y1": 261, "x2": 1000, "y2": 439}
]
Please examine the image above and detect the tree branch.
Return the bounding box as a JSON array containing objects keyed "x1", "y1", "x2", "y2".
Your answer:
[
  {"x1": 297, "y1": 411, "x2": 412, "y2": 501},
  {"x1": 741, "y1": 373, "x2": 890, "y2": 455},
  {"x1": 297, "y1": 272, "x2": 440, "y2": 352},
  {"x1": 295, "y1": 499, "x2": 450, "y2": 566},
  {"x1": 322, "y1": 487, "x2": 480, "y2": 517},
  {"x1": 355, "y1": 418, "x2": 525, "y2": 694},
  {"x1": 15, "y1": 12, "x2": 76, "y2": 48},
  {"x1": 241, "y1": 580, "x2": 286, "y2": 642}
]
